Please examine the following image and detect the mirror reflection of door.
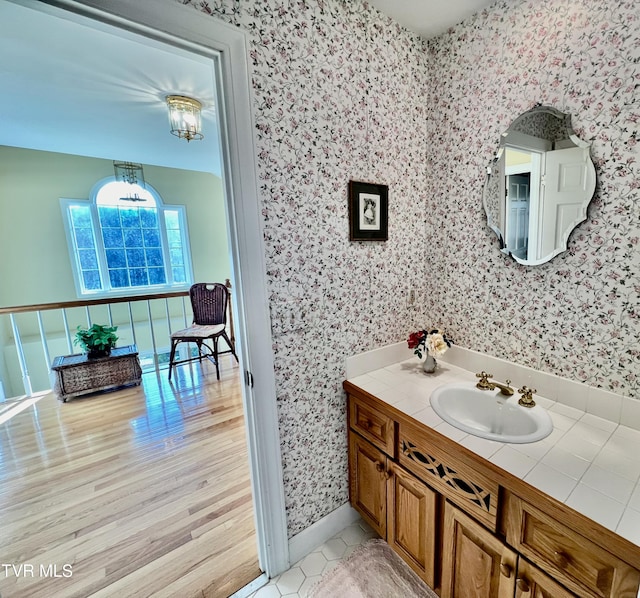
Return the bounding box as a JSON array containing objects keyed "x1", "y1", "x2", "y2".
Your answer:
[
  {"x1": 503, "y1": 147, "x2": 541, "y2": 261},
  {"x1": 538, "y1": 146, "x2": 594, "y2": 260},
  {"x1": 506, "y1": 173, "x2": 530, "y2": 259}
]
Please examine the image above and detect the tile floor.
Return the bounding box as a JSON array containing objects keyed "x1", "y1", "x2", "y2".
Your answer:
[{"x1": 250, "y1": 519, "x2": 378, "y2": 598}]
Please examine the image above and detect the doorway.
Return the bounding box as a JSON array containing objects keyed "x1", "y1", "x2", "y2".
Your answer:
[
  {"x1": 0, "y1": 0, "x2": 288, "y2": 591},
  {"x1": 506, "y1": 172, "x2": 531, "y2": 260}
]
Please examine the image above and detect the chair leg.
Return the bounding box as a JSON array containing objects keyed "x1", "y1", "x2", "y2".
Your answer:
[
  {"x1": 196, "y1": 340, "x2": 204, "y2": 362},
  {"x1": 212, "y1": 337, "x2": 220, "y2": 380},
  {"x1": 168, "y1": 339, "x2": 179, "y2": 380},
  {"x1": 221, "y1": 331, "x2": 239, "y2": 363}
]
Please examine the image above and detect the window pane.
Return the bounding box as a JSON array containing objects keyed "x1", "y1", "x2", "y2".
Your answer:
[
  {"x1": 82, "y1": 270, "x2": 102, "y2": 290},
  {"x1": 126, "y1": 248, "x2": 145, "y2": 266},
  {"x1": 103, "y1": 228, "x2": 124, "y2": 248},
  {"x1": 129, "y1": 268, "x2": 148, "y2": 286},
  {"x1": 79, "y1": 249, "x2": 98, "y2": 269},
  {"x1": 169, "y1": 248, "x2": 184, "y2": 266},
  {"x1": 148, "y1": 267, "x2": 166, "y2": 285},
  {"x1": 164, "y1": 211, "x2": 179, "y2": 229},
  {"x1": 145, "y1": 248, "x2": 163, "y2": 267},
  {"x1": 74, "y1": 227, "x2": 95, "y2": 249},
  {"x1": 164, "y1": 209, "x2": 188, "y2": 286},
  {"x1": 166, "y1": 230, "x2": 182, "y2": 247},
  {"x1": 124, "y1": 228, "x2": 143, "y2": 247},
  {"x1": 143, "y1": 229, "x2": 161, "y2": 248},
  {"x1": 140, "y1": 208, "x2": 158, "y2": 228},
  {"x1": 70, "y1": 206, "x2": 92, "y2": 227},
  {"x1": 98, "y1": 206, "x2": 120, "y2": 228},
  {"x1": 109, "y1": 269, "x2": 129, "y2": 288},
  {"x1": 120, "y1": 208, "x2": 140, "y2": 228},
  {"x1": 172, "y1": 266, "x2": 186, "y2": 284},
  {"x1": 106, "y1": 249, "x2": 126, "y2": 268}
]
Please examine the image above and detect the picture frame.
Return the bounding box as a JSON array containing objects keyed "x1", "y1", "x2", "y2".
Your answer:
[{"x1": 348, "y1": 180, "x2": 388, "y2": 241}]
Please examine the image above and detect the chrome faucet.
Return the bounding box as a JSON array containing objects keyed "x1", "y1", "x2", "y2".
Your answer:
[{"x1": 475, "y1": 371, "x2": 514, "y2": 396}]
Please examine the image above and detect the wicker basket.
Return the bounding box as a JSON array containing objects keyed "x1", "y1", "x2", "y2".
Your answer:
[{"x1": 51, "y1": 345, "x2": 142, "y2": 402}]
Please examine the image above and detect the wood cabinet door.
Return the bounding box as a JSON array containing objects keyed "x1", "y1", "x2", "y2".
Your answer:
[
  {"x1": 514, "y1": 559, "x2": 577, "y2": 598},
  {"x1": 387, "y1": 462, "x2": 437, "y2": 588},
  {"x1": 349, "y1": 431, "x2": 387, "y2": 537},
  {"x1": 441, "y1": 502, "x2": 516, "y2": 598}
]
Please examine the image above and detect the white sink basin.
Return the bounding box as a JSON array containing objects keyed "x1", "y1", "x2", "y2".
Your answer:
[{"x1": 430, "y1": 383, "x2": 553, "y2": 444}]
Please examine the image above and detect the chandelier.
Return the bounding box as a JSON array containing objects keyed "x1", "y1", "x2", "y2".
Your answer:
[
  {"x1": 113, "y1": 161, "x2": 146, "y2": 202},
  {"x1": 165, "y1": 95, "x2": 204, "y2": 142}
]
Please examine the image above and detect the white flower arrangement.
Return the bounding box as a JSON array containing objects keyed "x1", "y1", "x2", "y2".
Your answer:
[{"x1": 407, "y1": 328, "x2": 453, "y2": 358}]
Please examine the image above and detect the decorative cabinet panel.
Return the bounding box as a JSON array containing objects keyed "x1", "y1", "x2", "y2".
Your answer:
[
  {"x1": 398, "y1": 421, "x2": 499, "y2": 531},
  {"x1": 441, "y1": 502, "x2": 516, "y2": 598}
]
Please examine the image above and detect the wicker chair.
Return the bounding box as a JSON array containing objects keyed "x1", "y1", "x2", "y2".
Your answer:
[{"x1": 168, "y1": 282, "x2": 238, "y2": 380}]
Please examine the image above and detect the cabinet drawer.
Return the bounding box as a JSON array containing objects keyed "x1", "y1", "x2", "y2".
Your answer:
[
  {"x1": 505, "y1": 494, "x2": 640, "y2": 598},
  {"x1": 348, "y1": 394, "x2": 394, "y2": 456}
]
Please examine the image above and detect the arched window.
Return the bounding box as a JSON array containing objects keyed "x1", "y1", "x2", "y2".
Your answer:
[{"x1": 61, "y1": 178, "x2": 192, "y2": 296}]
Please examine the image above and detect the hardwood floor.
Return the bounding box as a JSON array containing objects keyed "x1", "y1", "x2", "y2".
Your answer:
[{"x1": 0, "y1": 355, "x2": 260, "y2": 598}]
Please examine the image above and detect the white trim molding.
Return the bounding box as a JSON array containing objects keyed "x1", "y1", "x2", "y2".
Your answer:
[
  {"x1": 288, "y1": 503, "x2": 361, "y2": 566},
  {"x1": 24, "y1": 0, "x2": 289, "y2": 577}
]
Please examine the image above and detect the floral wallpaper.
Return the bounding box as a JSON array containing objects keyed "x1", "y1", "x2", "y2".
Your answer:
[
  {"x1": 507, "y1": 107, "x2": 571, "y2": 144},
  {"x1": 175, "y1": 0, "x2": 640, "y2": 538},
  {"x1": 425, "y1": 0, "x2": 640, "y2": 398},
  {"x1": 177, "y1": 0, "x2": 430, "y2": 536}
]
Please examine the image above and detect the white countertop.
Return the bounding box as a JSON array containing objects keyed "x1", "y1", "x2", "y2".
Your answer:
[{"x1": 347, "y1": 358, "x2": 640, "y2": 549}]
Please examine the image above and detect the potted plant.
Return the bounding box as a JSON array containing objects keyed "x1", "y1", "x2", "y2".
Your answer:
[{"x1": 74, "y1": 324, "x2": 119, "y2": 359}]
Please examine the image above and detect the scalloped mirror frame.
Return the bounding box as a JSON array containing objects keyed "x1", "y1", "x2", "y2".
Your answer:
[{"x1": 483, "y1": 105, "x2": 597, "y2": 266}]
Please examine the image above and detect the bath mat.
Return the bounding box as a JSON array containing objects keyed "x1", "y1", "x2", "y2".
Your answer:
[{"x1": 308, "y1": 538, "x2": 438, "y2": 598}]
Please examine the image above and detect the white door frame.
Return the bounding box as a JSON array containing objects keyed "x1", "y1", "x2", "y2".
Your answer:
[{"x1": 21, "y1": 0, "x2": 290, "y2": 577}]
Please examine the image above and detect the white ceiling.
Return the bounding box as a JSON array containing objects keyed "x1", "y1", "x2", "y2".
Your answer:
[
  {"x1": 0, "y1": 1, "x2": 222, "y2": 175},
  {"x1": 368, "y1": 0, "x2": 495, "y2": 38},
  {"x1": 0, "y1": 1, "x2": 494, "y2": 175}
]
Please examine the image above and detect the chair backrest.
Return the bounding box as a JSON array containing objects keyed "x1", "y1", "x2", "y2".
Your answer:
[{"x1": 189, "y1": 283, "x2": 229, "y2": 326}]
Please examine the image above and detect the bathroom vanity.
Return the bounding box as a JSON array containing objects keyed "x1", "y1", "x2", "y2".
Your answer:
[{"x1": 345, "y1": 361, "x2": 640, "y2": 598}]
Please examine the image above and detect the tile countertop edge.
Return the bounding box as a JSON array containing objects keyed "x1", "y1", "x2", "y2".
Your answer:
[{"x1": 344, "y1": 355, "x2": 640, "y2": 559}]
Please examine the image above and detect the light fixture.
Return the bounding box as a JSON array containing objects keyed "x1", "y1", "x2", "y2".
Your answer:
[
  {"x1": 166, "y1": 95, "x2": 204, "y2": 142},
  {"x1": 113, "y1": 161, "x2": 146, "y2": 202}
]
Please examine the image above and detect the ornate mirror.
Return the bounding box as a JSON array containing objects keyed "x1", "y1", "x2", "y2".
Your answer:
[{"x1": 483, "y1": 105, "x2": 596, "y2": 265}]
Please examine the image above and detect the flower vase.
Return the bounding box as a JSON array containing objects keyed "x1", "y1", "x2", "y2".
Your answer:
[{"x1": 422, "y1": 354, "x2": 437, "y2": 374}]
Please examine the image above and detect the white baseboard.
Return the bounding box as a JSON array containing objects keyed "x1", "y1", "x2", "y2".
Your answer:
[
  {"x1": 229, "y1": 573, "x2": 268, "y2": 598},
  {"x1": 288, "y1": 503, "x2": 360, "y2": 566}
]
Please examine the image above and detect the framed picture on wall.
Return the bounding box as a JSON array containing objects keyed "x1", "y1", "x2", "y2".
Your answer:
[{"x1": 348, "y1": 180, "x2": 388, "y2": 241}]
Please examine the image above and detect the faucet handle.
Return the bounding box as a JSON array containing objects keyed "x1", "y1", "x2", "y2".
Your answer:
[
  {"x1": 518, "y1": 386, "x2": 537, "y2": 408},
  {"x1": 476, "y1": 371, "x2": 493, "y2": 390},
  {"x1": 476, "y1": 371, "x2": 493, "y2": 379}
]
